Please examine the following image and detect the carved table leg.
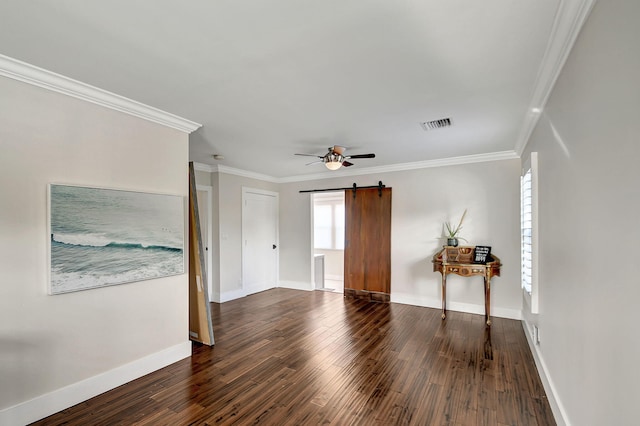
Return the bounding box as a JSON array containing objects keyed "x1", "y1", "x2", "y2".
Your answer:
[
  {"x1": 484, "y1": 276, "x2": 491, "y2": 326},
  {"x1": 441, "y1": 273, "x2": 447, "y2": 320}
]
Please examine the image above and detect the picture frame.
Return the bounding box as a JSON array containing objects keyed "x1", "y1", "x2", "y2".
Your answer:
[
  {"x1": 48, "y1": 184, "x2": 184, "y2": 294},
  {"x1": 474, "y1": 245, "x2": 492, "y2": 264}
]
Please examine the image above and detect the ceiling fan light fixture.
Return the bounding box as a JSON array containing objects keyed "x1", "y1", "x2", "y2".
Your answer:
[
  {"x1": 325, "y1": 160, "x2": 343, "y2": 170},
  {"x1": 297, "y1": 146, "x2": 374, "y2": 169},
  {"x1": 324, "y1": 152, "x2": 344, "y2": 170}
]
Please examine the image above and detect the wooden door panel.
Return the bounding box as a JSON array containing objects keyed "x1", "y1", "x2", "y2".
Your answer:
[
  {"x1": 344, "y1": 189, "x2": 364, "y2": 290},
  {"x1": 364, "y1": 188, "x2": 391, "y2": 293},
  {"x1": 344, "y1": 188, "x2": 391, "y2": 300}
]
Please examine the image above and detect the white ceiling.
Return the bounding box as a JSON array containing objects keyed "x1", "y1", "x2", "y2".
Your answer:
[{"x1": 0, "y1": 1, "x2": 592, "y2": 179}]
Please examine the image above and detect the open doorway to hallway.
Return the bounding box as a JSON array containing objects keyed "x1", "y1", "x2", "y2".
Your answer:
[{"x1": 312, "y1": 191, "x2": 344, "y2": 293}]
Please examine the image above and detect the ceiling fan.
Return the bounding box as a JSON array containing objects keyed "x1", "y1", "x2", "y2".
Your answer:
[{"x1": 295, "y1": 145, "x2": 376, "y2": 170}]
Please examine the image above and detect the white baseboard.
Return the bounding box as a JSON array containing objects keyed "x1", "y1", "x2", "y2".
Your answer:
[
  {"x1": 324, "y1": 274, "x2": 343, "y2": 281},
  {"x1": 390, "y1": 293, "x2": 441, "y2": 310},
  {"x1": 219, "y1": 287, "x2": 246, "y2": 302},
  {"x1": 278, "y1": 280, "x2": 313, "y2": 291},
  {"x1": 0, "y1": 341, "x2": 192, "y2": 426},
  {"x1": 391, "y1": 293, "x2": 521, "y2": 320},
  {"x1": 218, "y1": 283, "x2": 313, "y2": 303},
  {"x1": 521, "y1": 319, "x2": 567, "y2": 426}
]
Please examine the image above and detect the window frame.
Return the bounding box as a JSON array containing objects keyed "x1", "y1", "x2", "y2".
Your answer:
[{"x1": 521, "y1": 152, "x2": 539, "y2": 314}]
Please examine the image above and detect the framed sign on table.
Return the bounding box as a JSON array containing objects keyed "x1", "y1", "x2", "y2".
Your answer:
[{"x1": 474, "y1": 246, "x2": 492, "y2": 263}]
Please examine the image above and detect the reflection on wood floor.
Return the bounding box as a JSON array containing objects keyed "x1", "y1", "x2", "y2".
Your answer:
[{"x1": 32, "y1": 288, "x2": 555, "y2": 425}]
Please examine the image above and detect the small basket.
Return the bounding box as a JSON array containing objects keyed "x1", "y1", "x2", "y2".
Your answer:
[{"x1": 444, "y1": 246, "x2": 474, "y2": 263}]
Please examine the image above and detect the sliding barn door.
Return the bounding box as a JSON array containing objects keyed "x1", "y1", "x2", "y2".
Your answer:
[{"x1": 344, "y1": 187, "x2": 391, "y2": 302}]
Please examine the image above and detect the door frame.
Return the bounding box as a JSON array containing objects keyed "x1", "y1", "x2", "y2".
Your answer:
[
  {"x1": 241, "y1": 187, "x2": 279, "y2": 294},
  {"x1": 196, "y1": 184, "x2": 213, "y2": 301},
  {"x1": 310, "y1": 192, "x2": 346, "y2": 291}
]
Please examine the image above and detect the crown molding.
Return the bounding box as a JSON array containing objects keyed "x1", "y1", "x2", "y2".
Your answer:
[
  {"x1": 192, "y1": 162, "x2": 280, "y2": 183},
  {"x1": 0, "y1": 54, "x2": 201, "y2": 133},
  {"x1": 194, "y1": 150, "x2": 519, "y2": 184},
  {"x1": 193, "y1": 162, "x2": 217, "y2": 173},
  {"x1": 279, "y1": 150, "x2": 520, "y2": 183},
  {"x1": 514, "y1": 0, "x2": 597, "y2": 155}
]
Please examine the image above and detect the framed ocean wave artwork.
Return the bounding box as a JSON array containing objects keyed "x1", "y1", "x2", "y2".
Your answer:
[{"x1": 48, "y1": 184, "x2": 185, "y2": 295}]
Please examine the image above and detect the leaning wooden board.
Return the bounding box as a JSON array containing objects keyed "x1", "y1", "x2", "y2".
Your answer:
[{"x1": 188, "y1": 162, "x2": 214, "y2": 345}]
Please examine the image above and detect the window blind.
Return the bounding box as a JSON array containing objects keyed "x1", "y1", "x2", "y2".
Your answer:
[{"x1": 521, "y1": 168, "x2": 533, "y2": 294}]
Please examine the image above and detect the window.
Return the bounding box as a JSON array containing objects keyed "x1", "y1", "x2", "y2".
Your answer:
[
  {"x1": 521, "y1": 152, "x2": 538, "y2": 313},
  {"x1": 521, "y1": 168, "x2": 532, "y2": 293},
  {"x1": 313, "y1": 193, "x2": 345, "y2": 250}
]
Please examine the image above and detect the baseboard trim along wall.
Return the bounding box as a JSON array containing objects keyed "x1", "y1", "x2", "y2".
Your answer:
[
  {"x1": 278, "y1": 280, "x2": 314, "y2": 291},
  {"x1": 521, "y1": 319, "x2": 568, "y2": 426},
  {"x1": 391, "y1": 293, "x2": 522, "y2": 321},
  {"x1": 0, "y1": 341, "x2": 192, "y2": 426},
  {"x1": 218, "y1": 283, "x2": 313, "y2": 303},
  {"x1": 218, "y1": 287, "x2": 247, "y2": 303}
]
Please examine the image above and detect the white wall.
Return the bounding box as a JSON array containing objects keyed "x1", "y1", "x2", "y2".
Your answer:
[
  {"x1": 314, "y1": 249, "x2": 344, "y2": 280},
  {"x1": 280, "y1": 159, "x2": 522, "y2": 318},
  {"x1": 521, "y1": 1, "x2": 640, "y2": 424},
  {"x1": 0, "y1": 76, "x2": 191, "y2": 424}
]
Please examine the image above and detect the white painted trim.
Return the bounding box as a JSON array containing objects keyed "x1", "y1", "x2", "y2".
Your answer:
[
  {"x1": 279, "y1": 280, "x2": 314, "y2": 291},
  {"x1": 0, "y1": 341, "x2": 192, "y2": 426},
  {"x1": 195, "y1": 151, "x2": 519, "y2": 184},
  {"x1": 218, "y1": 165, "x2": 280, "y2": 183},
  {"x1": 218, "y1": 281, "x2": 315, "y2": 302},
  {"x1": 193, "y1": 163, "x2": 280, "y2": 183},
  {"x1": 309, "y1": 195, "x2": 317, "y2": 291},
  {"x1": 522, "y1": 319, "x2": 567, "y2": 426},
  {"x1": 324, "y1": 274, "x2": 343, "y2": 281},
  {"x1": 196, "y1": 184, "x2": 214, "y2": 301},
  {"x1": 514, "y1": 0, "x2": 597, "y2": 155},
  {"x1": 391, "y1": 293, "x2": 521, "y2": 321},
  {"x1": 192, "y1": 162, "x2": 216, "y2": 173},
  {"x1": 0, "y1": 54, "x2": 201, "y2": 134},
  {"x1": 280, "y1": 151, "x2": 520, "y2": 183},
  {"x1": 522, "y1": 152, "x2": 540, "y2": 314},
  {"x1": 219, "y1": 287, "x2": 247, "y2": 303},
  {"x1": 241, "y1": 187, "x2": 280, "y2": 198}
]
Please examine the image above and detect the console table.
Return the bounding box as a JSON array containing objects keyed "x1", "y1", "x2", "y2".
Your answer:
[{"x1": 432, "y1": 246, "x2": 501, "y2": 326}]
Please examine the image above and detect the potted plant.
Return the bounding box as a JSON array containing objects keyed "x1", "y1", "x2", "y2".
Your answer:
[{"x1": 444, "y1": 209, "x2": 467, "y2": 247}]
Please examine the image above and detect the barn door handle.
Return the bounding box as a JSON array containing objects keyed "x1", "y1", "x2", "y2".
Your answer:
[{"x1": 272, "y1": 244, "x2": 277, "y2": 249}]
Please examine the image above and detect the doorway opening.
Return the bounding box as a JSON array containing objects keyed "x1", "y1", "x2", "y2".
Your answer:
[{"x1": 312, "y1": 192, "x2": 345, "y2": 293}]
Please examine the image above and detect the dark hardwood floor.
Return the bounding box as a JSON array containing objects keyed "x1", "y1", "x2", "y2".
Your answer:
[{"x1": 32, "y1": 288, "x2": 555, "y2": 425}]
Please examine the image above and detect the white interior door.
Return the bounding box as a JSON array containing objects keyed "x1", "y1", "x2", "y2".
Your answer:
[{"x1": 242, "y1": 188, "x2": 278, "y2": 295}]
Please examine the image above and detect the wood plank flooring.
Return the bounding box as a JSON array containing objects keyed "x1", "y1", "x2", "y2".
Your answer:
[{"x1": 31, "y1": 288, "x2": 555, "y2": 425}]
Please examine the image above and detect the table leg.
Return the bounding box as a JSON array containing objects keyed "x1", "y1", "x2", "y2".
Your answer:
[
  {"x1": 484, "y1": 276, "x2": 491, "y2": 326},
  {"x1": 441, "y1": 273, "x2": 447, "y2": 320}
]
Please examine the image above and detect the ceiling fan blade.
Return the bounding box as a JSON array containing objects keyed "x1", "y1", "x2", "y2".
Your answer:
[
  {"x1": 306, "y1": 160, "x2": 324, "y2": 166},
  {"x1": 332, "y1": 145, "x2": 346, "y2": 155},
  {"x1": 342, "y1": 160, "x2": 354, "y2": 167},
  {"x1": 295, "y1": 153, "x2": 323, "y2": 158},
  {"x1": 346, "y1": 153, "x2": 375, "y2": 159}
]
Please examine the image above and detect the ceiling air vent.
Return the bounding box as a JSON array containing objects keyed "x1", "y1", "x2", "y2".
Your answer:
[{"x1": 420, "y1": 118, "x2": 452, "y2": 131}]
